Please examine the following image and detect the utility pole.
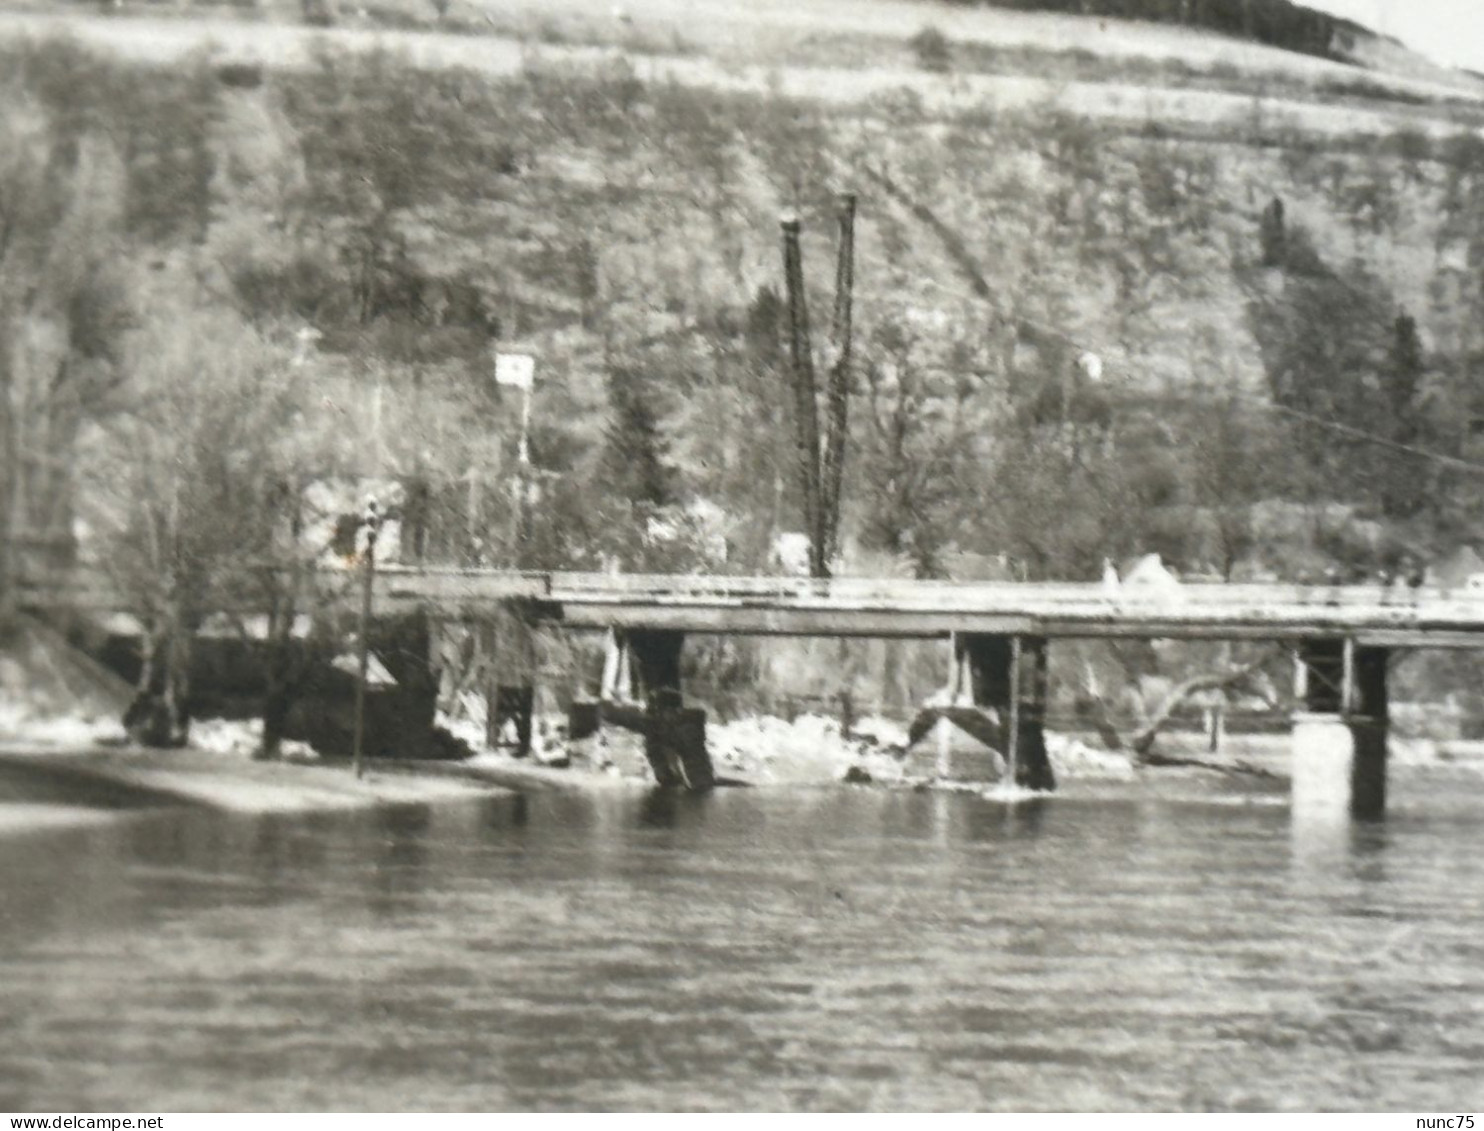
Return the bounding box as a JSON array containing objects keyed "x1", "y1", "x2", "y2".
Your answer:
[
  {"x1": 780, "y1": 196, "x2": 860, "y2": 579},
  {"x1": 352, "y1": 497, "x2": 381, "y2": 781},
  {"x1": 780, "y1": 215, "x2": 824, "y2": 578},
  {"x1": 822, "y1": 192, "x2": 857, "y2": 565}
]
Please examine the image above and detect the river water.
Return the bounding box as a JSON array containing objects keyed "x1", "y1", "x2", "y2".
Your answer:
[{"x1": 2, "y1": 766, "x2": 1483, "y2": 1112}]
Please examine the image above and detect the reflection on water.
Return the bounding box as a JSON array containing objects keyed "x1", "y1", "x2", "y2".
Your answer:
[
  {"x1": 1290, "y1": 802, "x2": 1388, "y2": 877},
  {"x1": 2, "y1": 770, "x2": 1484, "y2": 1111}
]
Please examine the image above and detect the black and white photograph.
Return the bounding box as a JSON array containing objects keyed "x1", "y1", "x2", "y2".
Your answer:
[{"x1": 1, "y1": 0, "x2": 1482, "y2": 1114}]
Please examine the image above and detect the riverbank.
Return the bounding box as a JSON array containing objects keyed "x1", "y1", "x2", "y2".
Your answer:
[
  {"x1": 7, "y1": 702, "x2": 1475, "y2": 840},
  {"x1": 0, "y1": 735, "x2": 511, "y2": 831},
  {"x1": 440, "y1": 707, "x2": 1140, "y2": 789},
  {"x1": 447, "y1": 701, "x2": 1484, "y2": 794}
]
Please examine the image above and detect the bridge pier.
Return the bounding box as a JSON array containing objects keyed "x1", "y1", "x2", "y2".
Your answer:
[
  {"x1": 1292, "y1": 638, "x2": 1388, "y2": 820},
  {"x1": 990, "y1": 634, "x2": 1056, "y2": 792},
  {"x1": 595, "y1": 629, "x2": 713, "y2": 790},
  {"x1": 913, "y1": 635, "x2": 1056, "y2": 789},
  {"x1": 628, "y1": 629, "x2": 684, "y2": 712},
  {"x1": 483, "y1": 607, "x2": 537, "y2": 758}
]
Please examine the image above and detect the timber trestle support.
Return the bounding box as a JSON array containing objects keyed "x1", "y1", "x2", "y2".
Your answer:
[{"x1": 1293, "y1": 637, "x2": 1390, "y2": 819}]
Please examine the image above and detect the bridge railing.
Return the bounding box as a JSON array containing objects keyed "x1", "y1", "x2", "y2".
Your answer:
[{"x1": 541, "y1": 572, "x2": 1463, "y2": 611}]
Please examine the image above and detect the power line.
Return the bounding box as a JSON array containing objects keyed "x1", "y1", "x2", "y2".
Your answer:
[
  {"x1": 860, "y1": 143, "x2": 1483, "y2": 472},
  {"x1": 846, "y1": 153, "x2": 1484, "y2": 480},
  {"x1": 913, "y1": 275, "x2": 1484, "y2": 478}
]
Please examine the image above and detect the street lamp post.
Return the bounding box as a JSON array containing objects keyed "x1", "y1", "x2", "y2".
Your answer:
[{"x1": 517, "y1": 378, "x2": 533, "y2": 467}]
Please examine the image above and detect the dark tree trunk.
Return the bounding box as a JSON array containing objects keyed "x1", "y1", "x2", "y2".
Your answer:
[{"x1": 260, "y1": 659, "x2": 293, "y2": 760}]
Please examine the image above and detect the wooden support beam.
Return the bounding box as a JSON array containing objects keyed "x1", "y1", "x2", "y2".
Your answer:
[
  {"x1": 1007, "y1": 634, "x2": 1022, "y2": 787},
  {"x1": 780, "y1": 215, "x2": 825, "y2": 579},
  {"x1": 1297, "y1": 638, "x2": 1345, "y2": 713},
  {"x1": 1342, "y1": 636, "x2": 1356, "y2": 715},
  {"x1": 949, "y1": 632, "x2": 1054, "y2": 791},
  {"x1": 1020, "y1": 638, "x2": 1056, "y2": 791},
  {"x1": 599, "y1": 628, "x2": 620, "y2": 702},
  {"x1": 821, "y1": 192, "x2": 856, "y2": 564}
]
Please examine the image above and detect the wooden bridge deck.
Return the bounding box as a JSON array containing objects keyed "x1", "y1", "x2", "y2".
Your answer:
[
  {"x1": 25, "y1": 564, "x2": 1484, "y2": 647},
  {"x1": 520, "y1": 573, "x2": 1484, "y2": 645}
]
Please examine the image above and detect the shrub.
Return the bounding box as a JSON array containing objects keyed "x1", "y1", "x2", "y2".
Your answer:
[
  {"x1": 1386, "y1": 127, "x2": 1434, "y2": 165},
  {"x1": 301, "y1": 0, "x2": 336, "y2": 27},
  {"x1": 215, "y1": 61, "x2": 263, "y2": 89},
  {"x1": 909, "y1": 24, "x2": 952, "y2": 74}
]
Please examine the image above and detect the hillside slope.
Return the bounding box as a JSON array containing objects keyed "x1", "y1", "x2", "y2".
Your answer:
[
  {"x1": 4, "y1": 5, "x2": 1484, "y2": 585},
  {"x1": 4, "y1": 0, "x2": 1482, "y2": 108}
]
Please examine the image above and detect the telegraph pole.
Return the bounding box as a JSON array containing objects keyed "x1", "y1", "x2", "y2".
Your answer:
[
  {"x1": 352, "y1": 497, "x2": 381, "y2": 780},
  {"x1": 780, "y1": 197, "x2": 859, "y2": 579},
  {"x1": 780, "y1": 214, "x2": 824, "y2": 578},
  {"x1": 822, "y1": 192, "x2": 857, "y2": 565}
]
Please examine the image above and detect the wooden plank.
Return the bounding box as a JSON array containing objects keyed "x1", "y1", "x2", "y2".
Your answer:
[
  {"x1": 542, "y1": 605, "x2": 1037, "y2": 637},
  {"x1": 1007, "y1": 635, "x2": 1021, "y2": 787}
]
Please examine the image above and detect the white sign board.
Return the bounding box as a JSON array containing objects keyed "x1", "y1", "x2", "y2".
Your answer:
[{"x1": 494, "y1": 352, "x2": 535, "y2": 390}]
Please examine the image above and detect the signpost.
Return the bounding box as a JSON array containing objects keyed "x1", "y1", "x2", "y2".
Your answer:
[{"x1": 494, "y1": 352, "x2": 536, "y2": 466}]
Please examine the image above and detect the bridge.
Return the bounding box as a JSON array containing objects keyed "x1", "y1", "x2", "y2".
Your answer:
[
  {"x1": 359, "y1": 569, "x2": 1484, "y2": 646},
  {"x1": 34, "y1": 560, "x2": 1484, "y2": 643},
  {"x1": 22, "y1": 562, "x2": 1484, "y2": 815}
]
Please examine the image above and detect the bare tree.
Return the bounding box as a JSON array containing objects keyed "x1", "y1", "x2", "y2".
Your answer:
[
  {"x1": 1078, "y1": 643, "x2": 1282, "y2": 760},
  {"x1": 83, "y1": 299, "x2": 327, "y2": 747},
  {"x1": 858, "y1": 317, "x2": 985, "y2": 579}
]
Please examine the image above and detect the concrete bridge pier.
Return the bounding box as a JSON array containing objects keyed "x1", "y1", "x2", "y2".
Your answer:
[
  {"x1": 955, "y1": 634, "x2": 1057, "y2": 791},
  {"x1": 484, "y1": 607, "x2": 536, "y2": 758},
  {"x1": 617, "y1": 629, "x2": 713, "y2": 791},
  {"x1": 1292, "y1": 638, "x2": 1388, "y2": 820}
]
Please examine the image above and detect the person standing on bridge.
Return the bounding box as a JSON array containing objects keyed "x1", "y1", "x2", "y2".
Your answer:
[
  {"x1": 1323, "y1": 565, "x2": 1341, "y2": 607},
  {"x1": 1404, "y1": 558, "x2": 1427, "y2": 604}
]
